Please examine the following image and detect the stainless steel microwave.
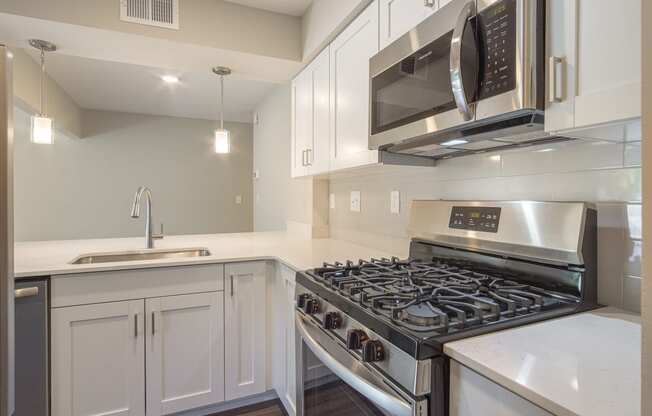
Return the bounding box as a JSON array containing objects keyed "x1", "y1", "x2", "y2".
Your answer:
[{"x1": 369, "y1": 0, "x2": 549, "y2": 159}]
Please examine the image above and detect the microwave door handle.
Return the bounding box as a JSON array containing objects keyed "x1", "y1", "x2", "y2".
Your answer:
[
  {"x1": 450, "y1": 1, "x2": 476, "y2": 121},
  {"x1": 295, "y1": 314, "x2": 424, "y2": 416}
]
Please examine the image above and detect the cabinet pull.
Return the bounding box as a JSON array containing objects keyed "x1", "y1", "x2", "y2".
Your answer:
[
  {"x1": 424, "y1": 0, "x2": 436, "y2": 7},
  {"x1": 306, "y1": 149, "x2": 312, "y2": 166},
  {"x1": 151, "y1": 312, "x2": 156, "y2": 335},
  {"x1": 548, "y1": 56, "x2": 563, "y2": 103},
  {"x1": 230, "y1": 275, "x2": 234, "y2": 297},
  {"x1": 134, "y1": 313, "x2": 138, "y2": 338},
  {"x1": 14, "y1": 287, "x2": 38, "y2": 298}
]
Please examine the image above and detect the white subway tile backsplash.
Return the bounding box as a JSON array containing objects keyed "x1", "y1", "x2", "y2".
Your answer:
[{"x1": 328, "y1": 139, "x2": 643, "y2": 312}]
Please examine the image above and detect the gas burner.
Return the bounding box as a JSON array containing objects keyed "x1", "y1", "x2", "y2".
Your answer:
[{"x1": 309, "y1": 256, "x2": 581, "y2": 335}]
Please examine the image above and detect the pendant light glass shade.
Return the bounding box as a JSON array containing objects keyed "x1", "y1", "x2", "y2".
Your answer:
[
  {"x1": 31, "y1": 116, "x2": 53, "y2": 144},
  {"x1": 212, "y1": 66, "x2": 231, "y2": 154},
  {"x1": 29, "y1": 39, "x2": 56, "y2": 145},
  {"x1": 214, "y1": 129, "x2": 230, "y2": 154}
]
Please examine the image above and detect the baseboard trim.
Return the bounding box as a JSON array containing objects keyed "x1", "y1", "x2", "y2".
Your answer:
[{"x1": 172, "y1": 390, "x2": 278, "y2": 416}]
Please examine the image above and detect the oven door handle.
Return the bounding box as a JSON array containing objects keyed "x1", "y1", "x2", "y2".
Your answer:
[
  {"x1": 449, "y1": 0, "x2": 476, "y2": 121},
  {"x1": 296, "y1": 314, "x2": 426, "y2": 416}
]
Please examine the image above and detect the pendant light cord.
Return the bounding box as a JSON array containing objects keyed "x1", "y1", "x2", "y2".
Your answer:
[
  {"x1": 220, "y1": 74, "x2": 224, "y2": 130},
  {"x1": 40, "y1": 49, "x2": 46, "y2": 117}
]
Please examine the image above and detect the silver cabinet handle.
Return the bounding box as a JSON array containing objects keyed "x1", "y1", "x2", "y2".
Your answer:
[
  {"x1": 134, "y1": 313, "x2": 138, "y2": 338},
  {"x1": 14, "y1": 287, "x2": 38, "y2": 298},
  {"x1": 450, "y1": 1, "x2": 477, "y2": 121},
  {"x1": 306, "y1": 148, "x2": 313, "y2": 166},
  {"x1": 548, "y1": 56, "x2": 563, "y2": 103},
  {"x1": 151, "y1": 312, "x2": 156, "y2": 335},
  {"x1": 230, "y1": 275, "x2": 234, "y2": 297},
  {"x1": 424, "y1": 0, "x2": 436, "y2": 7}
]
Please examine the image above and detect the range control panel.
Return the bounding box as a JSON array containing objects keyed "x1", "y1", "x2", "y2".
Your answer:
[
  {"x1": 478, "y1": 0, "x2": 517, "y2": 99},
  {"x1": 449, "y1": 206, "x2": 502, "y2": 233}
]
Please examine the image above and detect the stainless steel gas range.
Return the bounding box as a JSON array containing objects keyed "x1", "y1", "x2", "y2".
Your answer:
[{"x1": 294, "y1": 200, "x2": 598, "y2": 416}]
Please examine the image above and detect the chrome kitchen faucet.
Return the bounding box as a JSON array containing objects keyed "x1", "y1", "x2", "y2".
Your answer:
[{"x1": 130, "y1": 186, "x2": 164, "y2": 249}]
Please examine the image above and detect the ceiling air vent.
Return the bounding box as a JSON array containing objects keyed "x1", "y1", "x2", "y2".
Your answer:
[{"x1": 120, "y1": 0, "x2": 179, "y2": 29}]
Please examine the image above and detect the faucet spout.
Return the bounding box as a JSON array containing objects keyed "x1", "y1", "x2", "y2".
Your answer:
[{"x1": 130, "y1": 186, "x2": 156, "y2": 249}]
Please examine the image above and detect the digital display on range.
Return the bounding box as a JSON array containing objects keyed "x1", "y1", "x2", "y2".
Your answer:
[{"x1": 449, "y1": 206, "x2": 501, "y2": 233}]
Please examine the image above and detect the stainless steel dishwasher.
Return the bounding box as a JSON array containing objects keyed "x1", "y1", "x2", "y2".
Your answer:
[{"x1": 14, "y1": 279, "x2": 49, "y2": 416}]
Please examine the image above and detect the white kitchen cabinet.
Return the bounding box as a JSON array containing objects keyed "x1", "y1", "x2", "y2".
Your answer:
[
  {"x1": 291, "y1": 47, "x2": 330, "y2": 178},
  {"x1": 224, "y1": 262, "x2": 268, "y2": 400},
  {"x1": 379, "y1": 0, "x2": 438, "y2": 49},
  {"x1": 545, "y1": 0, "x2": 641, "y2": 133},
  {"x1": 329, "y1": 0, "x2": 380, "y2": 171},
  {"x1": 449, "y1": 361, "x2": 553, "y2": 416},
  {"x1": 146, "y1": 292, "x2": 224, "y2": 416},
  {"x1": 51, "y1": 300, "x2": 145, "y2": 416}
]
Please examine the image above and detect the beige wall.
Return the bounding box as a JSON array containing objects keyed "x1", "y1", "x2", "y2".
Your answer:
[
  {"x1": 1, "y1": 0, "x2": 301, "y2": 62},
  {"x1": 11, "y1": 49, "x2": 82, "y2": 138},
  {"x1": 14, "y1": 108, "x2": 253, "y2": 241},
  {"x1": 301, "y1": 0, "x2": 370, "y2": 61},
  {"x1": 329, "y1": 131, "x2": 642, "y2": 312},
  {"x1": 642, "y1": 0, "x2": 651, "y2": 412}
]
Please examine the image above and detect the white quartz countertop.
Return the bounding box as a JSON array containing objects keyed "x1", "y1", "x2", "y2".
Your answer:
[
  {"x1": 445, "y1": 307, "x2": 641, "y2": 416},
  {"x1": 14, "y1": 231, "x2": 404, "y2": 278}
]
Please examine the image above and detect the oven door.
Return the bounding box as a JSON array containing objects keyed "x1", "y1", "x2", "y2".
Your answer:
[
  {"x1": 369, "y1": 0, "x2": 480, "y2": 151},
  {"x1": 295, "y1": 313, "x2": 428, "y2": 416}
]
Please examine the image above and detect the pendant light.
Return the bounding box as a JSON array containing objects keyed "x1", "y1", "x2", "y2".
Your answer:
[
  {"x1": 29, "y1": 39, "x2": 57, "y2": 145},
  {"x1": 212, "y1": 66, "x2": 231, "y2": 154}
]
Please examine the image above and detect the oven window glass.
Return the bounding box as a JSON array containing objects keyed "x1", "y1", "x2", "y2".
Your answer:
[
  {"x1": 371, "y1": 22, "x2": 478, "y2": 135},
  {"x1": 302, "y1": 347, "x2": 391, "y2": 416}
]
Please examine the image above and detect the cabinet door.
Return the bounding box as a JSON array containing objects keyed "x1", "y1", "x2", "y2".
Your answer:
[
  {"x1": 546, "y1": 0, "x2": 641, "y2": 132},
  {"x1": 51, "y1": 300, "x2": 145, "y2": 416},
  {"x1": 146, "y1": 292, "x2": 224, "y2": 416},
  {"x1": 330, "y1": 0, "x2": 380, "y2": 171},
  {"x1": 379, "y1": 0, "x2": 437, "y2": 49},
  {"x1": 224, "y1": 262, "x2": 267, "y2": 400},
  {"x1": 291, "y1": 72, "x2": 311, "y2": 178},
  {"x1": 308, "y1": 47, "x2": 331, "y2": 175},
  {"x1": 283, "y1": 274, "x2": 297, "y2": 414}
]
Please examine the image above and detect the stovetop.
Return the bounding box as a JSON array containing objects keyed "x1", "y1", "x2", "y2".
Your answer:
[{"x1": 308, "y1": 256, "x2": 581, "y2": 336}]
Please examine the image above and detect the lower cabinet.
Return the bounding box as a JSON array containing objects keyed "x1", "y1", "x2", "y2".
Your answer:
[
  {"x1": 282, "y1": 269, "x2": 297, "y2": 414},
  {"x1": 224, "y1": 262, "x2": 268, "y2": 401},
  {"x1": 51, "y1": 300, "x2": 146, "y2": 416},
  {"x1": 145, "y1": 292, "x2": 224, "y2": 415},
  {"x1": 52, "y1": 292, "x2": 224, "y2": 416}
]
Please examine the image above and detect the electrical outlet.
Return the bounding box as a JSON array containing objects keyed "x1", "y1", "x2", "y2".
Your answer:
[
  {"x1": 390, "y1": 191, "x2": 400, "y2": 214},
  {"x1": 235, "y1": 195, "x2": 242, "y2": 204},
  {"x1": 329, "y1": 193, "x2": 336, "y2": 209},
  {"x1": 350, "y1": 191, "x2": 361, "y2": 212}
]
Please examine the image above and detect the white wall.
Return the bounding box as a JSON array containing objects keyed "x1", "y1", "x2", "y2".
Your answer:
[
  {"x1": 14, "y1": 108, "x2": 253, "y2": 241},
  {"x1": 253, "y1": 85, "x2": 291, "y2": 231},
  {"x1": 329, "y1": 132, "x2": 642, "y2": 312}
]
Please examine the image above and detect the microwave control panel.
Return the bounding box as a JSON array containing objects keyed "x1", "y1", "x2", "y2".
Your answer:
[
  {"x1": 478, "y1": 0, "x2": 517, "y2": 99},
  {"x1": 449, "y1": 206, "x2": 502, "y2": 233}
]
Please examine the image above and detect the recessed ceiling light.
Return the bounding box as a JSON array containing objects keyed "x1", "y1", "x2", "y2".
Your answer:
[
  {"x1": 441, "y1": 139, "x2": 468, "y2": 146},
  {"x1": 161, "y1": 75, "x2": 179, "y2": 84}
]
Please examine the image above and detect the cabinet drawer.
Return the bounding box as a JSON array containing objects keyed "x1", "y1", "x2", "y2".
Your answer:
[{"x1": 51, "y1": 264, "x2": 224, "y2": 307}]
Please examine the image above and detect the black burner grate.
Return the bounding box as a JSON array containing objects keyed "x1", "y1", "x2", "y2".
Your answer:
[{"x1": 309, "y1": 257, "x2": 580, "y2": 334}]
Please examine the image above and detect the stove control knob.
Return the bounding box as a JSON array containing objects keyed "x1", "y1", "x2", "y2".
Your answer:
[
  {"x1": 361, "y1": 340, "x2": 385, "y2": 362},
  {"x1": 346, "y1": 329, "x2": 368, "y2": 350},
  {"x1": 323, "y1": 312, "x2": 342, "y2": 330},
  {"x1": 297, "y1": 293, "x2": 312, "y2": 309},
  {"x1": 303, "y1": 298, "x2": 320, "y2": 315}
]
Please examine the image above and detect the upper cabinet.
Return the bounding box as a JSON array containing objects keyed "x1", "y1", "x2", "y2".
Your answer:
[
  {"x1": 329, "y1": 0, "x2": 380, "y2": 171},
  {"x1": 379, "y1": 0, "x2": 438, "y2": 49},
  {"x1": 291, "y1": 47, "x2": 331, "y2": 178},
  {"x1": 545, "y1": 0, "x2": 641, "y2": 133}
]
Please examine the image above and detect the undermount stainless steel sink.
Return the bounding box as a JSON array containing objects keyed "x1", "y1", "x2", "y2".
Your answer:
[{"x1": 70, "y1": 247, "x2": 212, "y2": 265}]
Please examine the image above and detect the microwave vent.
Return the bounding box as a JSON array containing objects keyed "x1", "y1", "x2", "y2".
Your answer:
[{"x1": 120, "y1": 0, "x2": 179, "y2": 29}]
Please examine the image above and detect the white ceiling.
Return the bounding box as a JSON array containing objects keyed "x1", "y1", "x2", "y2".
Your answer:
[
  {"x1": 224, "y1": 0, "x2": 312, "y2": 16},
  {"x1": 26, "y1": 50, "x2": 276, "y2": 123}
]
